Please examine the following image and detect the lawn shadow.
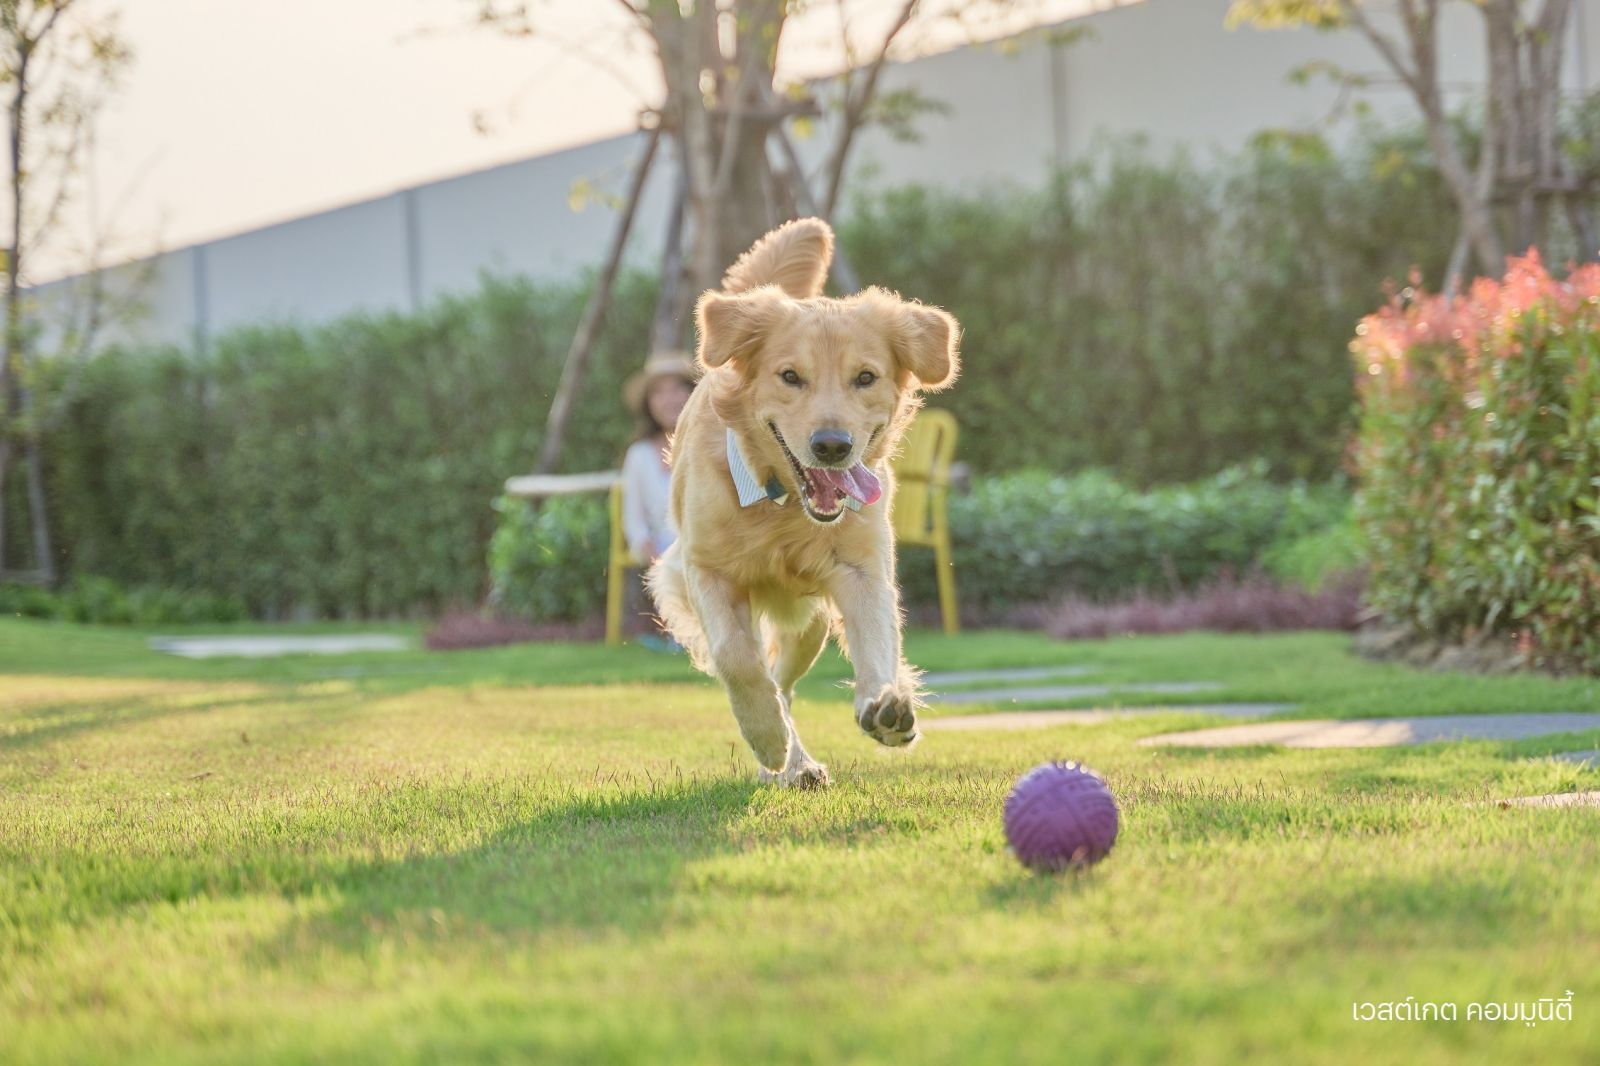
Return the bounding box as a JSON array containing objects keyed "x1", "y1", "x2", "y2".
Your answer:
[
  {"x1": 1288, "y1": 866, "x2": 1564, "y2": 952},
  {"x1": 983, "y1": 864, "x2": 1109, "y2": 911},
  {"x1": 0, "y1": 687, "x2": 344, "y2": 755},
  {"x1": 257, "y1": 777, "x2": 769, "y2": 965}
]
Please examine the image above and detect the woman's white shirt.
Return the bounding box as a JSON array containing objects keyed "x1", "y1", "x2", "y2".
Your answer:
[{"x1": 621, "y1": 437, "x2": 674, "y2": 561}]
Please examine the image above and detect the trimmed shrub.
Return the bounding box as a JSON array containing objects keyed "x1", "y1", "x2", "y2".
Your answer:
[
  {"x1": 486, "y1": 494, "x2": 609, "y2": 623},
  {"x1": 0, "y1": 582, "x2": 58, "y2": 620},
  {"x1": 1262, "y1": 509, "x2": 1364, "y2": 592},
  {"x1": 30, "y1": 123, "x2": 1467, "y2": 618},
  {"x1": 480, "y1": 466, "x2": 1348, "y2": 623},
  {"x1": 0, "y1": 575, "x2": 246, "y2": 624},
  {"x1": 840, "y1": 125, "x2": 1458, "y2": 483},
  {"x1": 897, "y1": 464, "x2": 1347, "y2": 611},
  {"x1": 43, "y1": 273, "x2": 658, "y2": 619},
  {"x1": 1352, "y1": 252, "x2": 1600, "y2": 672}
]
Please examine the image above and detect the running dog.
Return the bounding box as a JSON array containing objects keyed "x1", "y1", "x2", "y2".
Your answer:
[{"x1": 647, "y1": 218, "x2": 961, "y2": 787}]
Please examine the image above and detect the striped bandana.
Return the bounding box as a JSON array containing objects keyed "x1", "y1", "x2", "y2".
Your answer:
[{"x1": 725, "y1": 427, "x2": 864, "y2": 512}]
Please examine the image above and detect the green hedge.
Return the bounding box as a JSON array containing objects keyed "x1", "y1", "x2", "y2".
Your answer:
[
  {"x1": 0, "y1": 575, "x2": 246, "y2": 625},
  {"x1": 1353, "y1": 254, "x2": 1600, "y2": 671},
  {"x1": 896, "y1": 465, "x2": 1346, "y2": 611},
  {"x1": 29, "y1": 125, "x2": 1463, "y2": 617},
  {"x1": 1261, "y1": 510, "x2": 1363, "y2": 593},
  {"x1": 486, "y1": 494, "x2": 608, "y2": 623},
  {"x1": 840, "y1": 126, "x2": 1458, "y2": 483},
  {"x1": 485, "y1": 464, "x2": 1347, "y2": 623},
  {"x1": 43, "y1": 274, "x2": 658, "y2": 618}
]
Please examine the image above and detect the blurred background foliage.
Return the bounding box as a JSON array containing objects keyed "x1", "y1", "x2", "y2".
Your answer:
[{"x1": 4, "y1": 123, "x2": 1481, "y2": 620}]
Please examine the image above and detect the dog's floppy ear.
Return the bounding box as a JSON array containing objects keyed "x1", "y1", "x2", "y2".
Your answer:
[
  {"x1": 862, "y1": 288, "x2": 962, "y2": 390},
  {"x1": 696, "y1": 286, "x2": 788, "y2": 371}
]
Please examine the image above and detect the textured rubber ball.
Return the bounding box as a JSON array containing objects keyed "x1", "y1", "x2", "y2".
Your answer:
[{"x1": 1003, "y1": 761, "x2": 1119, "y2": 871}]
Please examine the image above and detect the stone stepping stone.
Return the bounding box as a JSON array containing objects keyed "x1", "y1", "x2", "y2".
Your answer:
[
  {"x1": 930, "y1": 681, "x2": 1218, "y2": 706},
  {"x1": 924, "y1": 703, "x2": 1295, "y2": 732},
  {"x1": 149, "y1": 635, "x2": 412, "y2": 659},
  {"x1": 1139, "y1": 713, "x2": 1600, "y2": 750},
  {"x1": 1494, "y1": 791, "x2": 1600, "y2": 809},
  {"x1": 1544, "y1": 750, "x2": 1600, "y2": 769},
  {"x1": 921, "y1": 665, "x2": 1091, "y2": 688}
]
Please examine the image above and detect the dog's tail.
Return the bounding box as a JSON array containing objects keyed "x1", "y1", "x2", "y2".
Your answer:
[{"x1": 720, "y1": 217, "x2": 834, "y2": 298}]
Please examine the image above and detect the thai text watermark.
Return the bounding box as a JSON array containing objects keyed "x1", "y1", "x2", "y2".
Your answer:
[{"x1": 1351, "y1": 992, "x2": 1573, "y2": 1027}]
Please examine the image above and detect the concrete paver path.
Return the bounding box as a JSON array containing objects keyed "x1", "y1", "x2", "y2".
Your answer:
[
  {"x1": 930, "y1": 681, "x2": 1219, "y2": 706},
  {"x1": 923, "y1": 703, "x2": 1296, "y2": 732},
  {"x1": 921, "y1": 666, "x2": 1090, "y2": 688},
  {"x1": 1495, "y1": 791, "x2": 1600, "y2": 809},
  {"x1": 1545, "y1": 750, "x2": 1600, "y2": 768},
  {"x1": 150, "y1": 635, "x2": 412, "y2": 659},
  {"x1": 1138, "y1": 713, "x2": 1600, "y2": 749}
]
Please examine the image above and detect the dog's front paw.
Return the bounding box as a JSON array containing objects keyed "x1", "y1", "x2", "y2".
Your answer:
[
  {"x1": 758, "y1": 759, "x2": 832, "y2": 789},
  {"x1": 856, "y1": 687, "x2": 920, "y2": 748}
]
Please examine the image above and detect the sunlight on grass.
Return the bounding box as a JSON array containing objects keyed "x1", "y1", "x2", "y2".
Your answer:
[{"x1": 3, "y1": 621, "x2": 1599, "y2": 1063}]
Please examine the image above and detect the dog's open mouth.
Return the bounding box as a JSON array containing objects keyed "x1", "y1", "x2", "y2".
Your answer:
[{"x1": 767, "y1": 422, "x2": 883, "y2": 524}]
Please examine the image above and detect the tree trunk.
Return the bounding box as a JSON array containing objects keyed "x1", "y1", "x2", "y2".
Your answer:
[
  {"x1": 0, "y1": 443, "x2": 9, "y2": 574},
  {"x1": 650, "y1": 158, "x2": 689, "y2": 353},
  {"x1": 1, "y1": 48, "x2": 27, "y2": 576},
  {"x1": 709, "y1": 108, "x2": 785, "y2": 273},
  {"x1": 822, "y1": 0, "x2": 919, "y2": 219},
  {"x1": 24, "y1": 429, "x2": 52, "y2": 583},
  {"x1": 648, "y1": 1, "x2": 787, "y2": 295},
  {"x1": 1416, "y1": 40, "x2": 1504, "y2": 273},
  {"x1": 1336, "y1": 0, "x2": 1505, "y2": 278},
  {"x1": 1528, "y1": 0, "x2": 1575, "y2": 256},
  {"x1": 771, "y1": 117, "x2": 862, "y2": 292},
  {"x1": 533, "y1": 125, "x2": 661, "y2": 475}
]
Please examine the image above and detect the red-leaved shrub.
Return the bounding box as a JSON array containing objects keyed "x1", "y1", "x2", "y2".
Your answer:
[{"x1": 1353, "y1": 252, "x2": 1600, "y2": 672}]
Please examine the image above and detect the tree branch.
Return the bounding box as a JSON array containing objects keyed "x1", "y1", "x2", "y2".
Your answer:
[
  {"x1": 822, "y1": 0, "x2": 919, "y2": 219},
  {"x1": 1335, "y1": 0, "x2": 1423, "y2": 98},
  {"x1": 535, "y1": 125, "x2": 661, "y2": 475}
]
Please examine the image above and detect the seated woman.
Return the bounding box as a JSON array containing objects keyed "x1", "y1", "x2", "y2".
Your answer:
[{"x1": 620, "y1": 350, "x2": 696, "y2": 564}]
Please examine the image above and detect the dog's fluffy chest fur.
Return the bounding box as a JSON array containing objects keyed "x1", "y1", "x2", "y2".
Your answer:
[{"x1": 666, "y1": 389, "x2": 891, "y2": 592}]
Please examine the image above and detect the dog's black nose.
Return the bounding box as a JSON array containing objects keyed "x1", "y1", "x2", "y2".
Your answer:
[{"x1": 809, "y1": 429, "x2": 853, "y2": 465}]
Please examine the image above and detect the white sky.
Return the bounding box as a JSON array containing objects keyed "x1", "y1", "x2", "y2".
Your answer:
[{"x1": 40, "y1": 0, "x2": 1120, "y2": 281}]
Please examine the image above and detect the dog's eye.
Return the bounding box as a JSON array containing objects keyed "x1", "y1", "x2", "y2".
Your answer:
[
  {"x1": 854, "y1": 370, "x2": 877, "y2": 388},
  {"x1": 780, "y1": 369, "x2": 803, "y2": 387}
]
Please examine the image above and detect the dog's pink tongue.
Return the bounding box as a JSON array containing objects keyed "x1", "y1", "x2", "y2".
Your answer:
[{"x1": 814, "y1": 463, "x2": 882, "y2": 506}]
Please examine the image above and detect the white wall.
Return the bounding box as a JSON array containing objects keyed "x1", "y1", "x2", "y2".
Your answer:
[
  {"x1": 32, "y1": 0, "x2": 1597, "y2": 349},
  {"x1": 201, "y1": 193, "x2": 411, "y2": 335},
  {"x1": 412, "y1": 135, "x2": 678, "y2": 303},
  {"x1": 826, "y1": 0, "x2": 1492, "y2": 198}
]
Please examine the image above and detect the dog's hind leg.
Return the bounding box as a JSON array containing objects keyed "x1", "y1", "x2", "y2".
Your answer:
[
  {"x1": 682, "y1": 565, "x2": 803, "y2": 780},
  {"x1": 758, "y1": 609, "x2": 831, "y2": 788},
  {"x1": 645, "y1": 546, "x2": 708, "y2": 670}
]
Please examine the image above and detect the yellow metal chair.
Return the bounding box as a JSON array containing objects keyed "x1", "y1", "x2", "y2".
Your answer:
[
  {"x1": 606, "y1": 480, "x2": 645, "y2": 646},
  {"x1": 604, "y1": 409, "x2": 960, "y2": 643},
  {"x1": 499, "y1": 470, "x2": 637, "y2": 645},
  {"x1": 890, "y1": 408, "x2": 960, "y2": 635}
]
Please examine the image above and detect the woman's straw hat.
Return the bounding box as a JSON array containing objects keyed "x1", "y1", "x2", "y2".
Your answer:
[{"x1": 622, "y1": 350, "x2": 698, "y2": 416}]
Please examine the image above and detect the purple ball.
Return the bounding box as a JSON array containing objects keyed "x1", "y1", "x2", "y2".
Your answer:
[{"x1": 1003, "y1": 761, "x2": 1119, "y2": 871}]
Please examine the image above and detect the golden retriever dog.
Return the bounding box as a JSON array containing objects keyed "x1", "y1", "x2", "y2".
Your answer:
[{"x1": 647, "y1": 218, "x2": 960, "y2": 788}]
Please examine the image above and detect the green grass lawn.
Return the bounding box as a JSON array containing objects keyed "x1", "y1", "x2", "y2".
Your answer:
[{"x1": 3, "y1": 618, "x2": 1599, "y2": 1064}]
